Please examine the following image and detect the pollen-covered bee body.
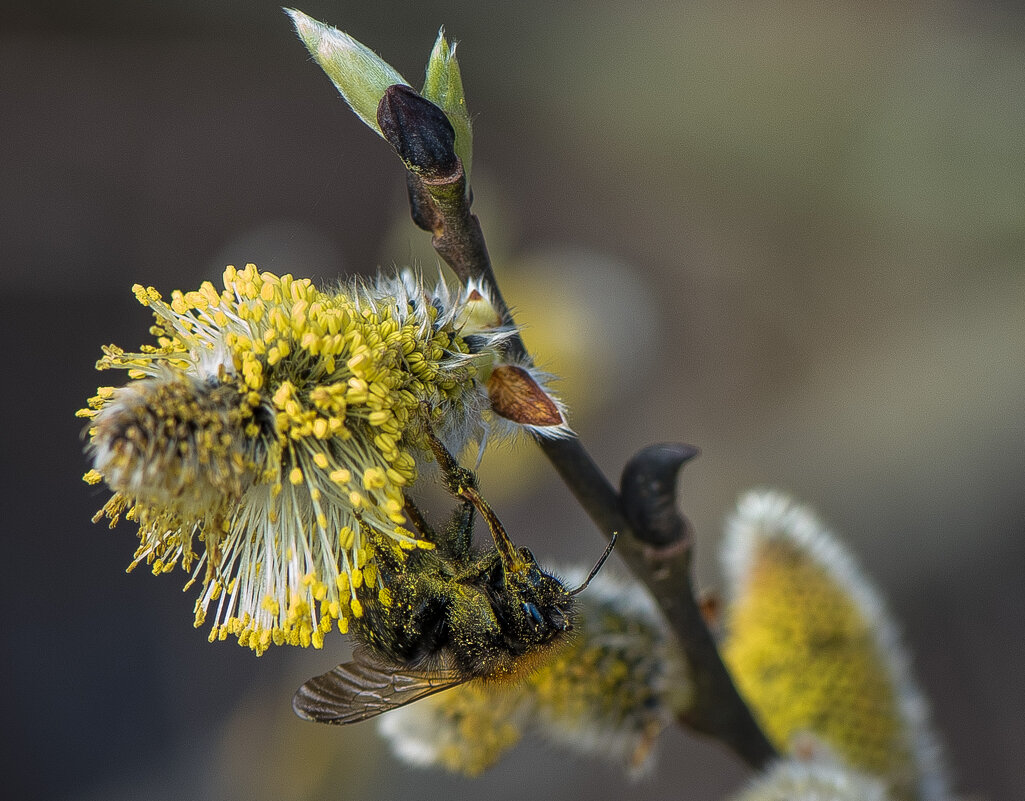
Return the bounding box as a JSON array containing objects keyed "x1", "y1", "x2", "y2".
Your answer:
[
  {"x1": 294, "y1": 530, "x2": 578, "y2": 724},
  {"x1": 375, "y1": 562, "x2": 692, "y2": 777},
  {"x1": 293, "y1": 436, "x2": 585, "y2": 725},
  {"x1": 359, "y1": 544, "x2": 573, "y2": 678}
]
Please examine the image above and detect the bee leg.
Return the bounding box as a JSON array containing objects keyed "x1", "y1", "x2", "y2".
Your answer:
[
  {"x1": 353, "y1": 512, "x2": 403, "y2": 573},
  {"x1": 200, "y1": 512, "x2": 228, "y2": 588},
  {"x1": 424, "y1": 426, "x2": 479, "y2": 498},
  {"x1": 402, "y1": 495, "x2": 437, "y2": 541},
  {"x1": 459, "y1": 483, "x2": 530, "y2": 578},
  {"x1": 424, "y1": 427, "x2": 528, "y2": 578},
  {"x1": 422, "y1": 430, "x2": 479, "y2": 557},
  {"x1": 440, "y1": 495, "x2": 475, "y2": 558}
]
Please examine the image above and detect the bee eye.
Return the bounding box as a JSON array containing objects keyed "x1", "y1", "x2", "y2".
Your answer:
[{"x1": 522, "y1": 601, "x2": 544, "y2": 626}]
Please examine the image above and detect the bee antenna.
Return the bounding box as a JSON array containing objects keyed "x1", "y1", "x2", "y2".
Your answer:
[{"x1": 569, "y1": 533, "x2": 618, "y2": 595}]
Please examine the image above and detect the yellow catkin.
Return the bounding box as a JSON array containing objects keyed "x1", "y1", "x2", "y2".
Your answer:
[
  {"x1": 722, "y1": 537, "x2": 914, "y2": 799},
  {"x1": 82, "y1": 265, "x2": 531, "y2": 654}
]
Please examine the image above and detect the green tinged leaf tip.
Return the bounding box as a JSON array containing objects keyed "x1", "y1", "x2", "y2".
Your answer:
[
  {"x1": 285, "y1": 8, "x2": 409, "y2": 137},
  {"x1": 422, "y1": 28, "x2": 473, "y2": 184}
]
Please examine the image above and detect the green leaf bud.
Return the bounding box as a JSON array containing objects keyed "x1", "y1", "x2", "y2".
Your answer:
[
  {"x1": 422, "y1": 29, "x2": 473, "y2": 184},
  {"x1": 285, "y1": 8, "x2": 409, "y2": 138}
]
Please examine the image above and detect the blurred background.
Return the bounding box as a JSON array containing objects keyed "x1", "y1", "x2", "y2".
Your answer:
[{"x1": 2, "y1": 1, "x2": 1022, "y2": 799}]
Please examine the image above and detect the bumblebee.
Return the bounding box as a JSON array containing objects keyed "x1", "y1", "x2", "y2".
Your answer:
[{"x1": 292, "y1": 431, "x2": 614, "y2": 724}]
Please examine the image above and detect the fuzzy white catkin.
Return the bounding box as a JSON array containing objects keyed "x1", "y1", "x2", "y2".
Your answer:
[
  {"x1": 730, "y1": 758, "x2": 892, "y2": 801},
  {"x1": 721, "y1": 490, "x2": 952, "y2": 801}
]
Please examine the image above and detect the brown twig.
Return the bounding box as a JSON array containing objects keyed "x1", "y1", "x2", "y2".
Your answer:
[{"x1": 377, "y1": 85, "x2": 777, "y2": 769}]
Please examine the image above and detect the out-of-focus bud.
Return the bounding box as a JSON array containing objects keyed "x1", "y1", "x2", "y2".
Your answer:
[
  {"x1": 378, "y1": 682, "x2": 530, "y2": 777},
  {"x1": 286, "y1": 8, "x2": 409, "y2": 138}
]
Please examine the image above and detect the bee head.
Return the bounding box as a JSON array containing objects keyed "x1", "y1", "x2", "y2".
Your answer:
[
  {"x1": 496, "y1": 535, "x2": 618, "y2": 655},
  {"x1": 499, "y1": 547, "x2": 575, "y2": 650}
]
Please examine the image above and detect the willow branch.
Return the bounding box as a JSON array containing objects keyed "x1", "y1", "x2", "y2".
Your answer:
[{"x1": 377, "y1": 85, "x2": 777, "y2": 769}]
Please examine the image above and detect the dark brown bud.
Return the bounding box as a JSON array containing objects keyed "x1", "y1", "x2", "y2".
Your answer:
[
  {"x1": 620, "y1": 443, "x2": 699, "y2": 548},
  {"x1": 377, "y1": 84, "x2": 458, "y2": 179}
]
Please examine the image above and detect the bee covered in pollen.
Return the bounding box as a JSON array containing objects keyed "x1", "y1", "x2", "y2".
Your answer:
[
  {"x1": 291, "y1": 431, "x2": 616, "y2": 724},
  {"x1": 375, "y1": 557, "x2": 692, "y2": 778}
]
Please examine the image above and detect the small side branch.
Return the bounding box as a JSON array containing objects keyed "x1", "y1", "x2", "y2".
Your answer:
[
  {"x1": 540, "y1": 438, "x2": 777, "y2": 768},
  {"x1": 377, "y1": 85, "x2": 777, "y2": 770}
]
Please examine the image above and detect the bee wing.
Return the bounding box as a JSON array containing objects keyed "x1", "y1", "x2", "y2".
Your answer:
[{"x1": 293, "y1": 654, "x2": 465, "y2": 725}]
